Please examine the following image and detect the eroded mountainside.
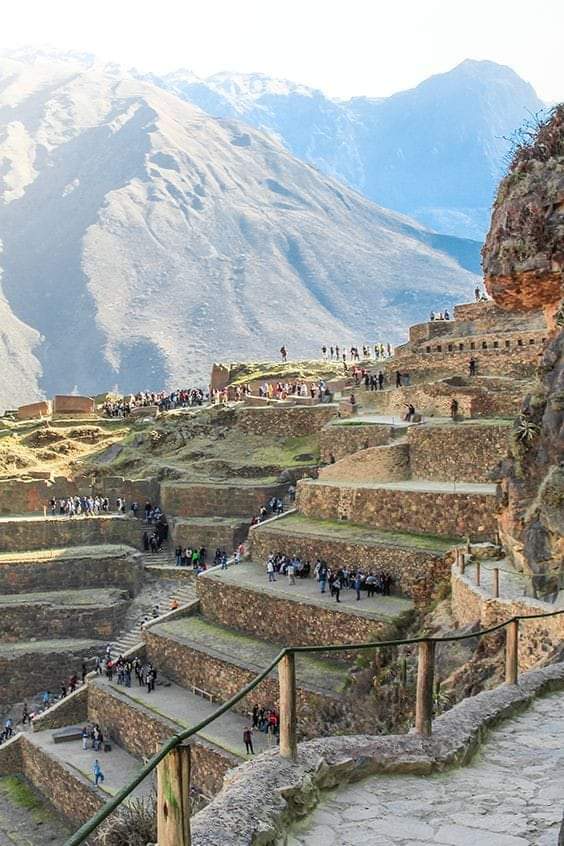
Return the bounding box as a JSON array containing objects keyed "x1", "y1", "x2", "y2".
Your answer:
[
  {"x1": 484, "y1": 105, "x2": 564, "y2": 583},
  {"x1": 0, "y1": 55, "x2": 478, "y2": 410}
]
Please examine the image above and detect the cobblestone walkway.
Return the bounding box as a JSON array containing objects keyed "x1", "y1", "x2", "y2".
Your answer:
[{"x1": 289, "y1": 691, "x2": 564, "y2": 846}]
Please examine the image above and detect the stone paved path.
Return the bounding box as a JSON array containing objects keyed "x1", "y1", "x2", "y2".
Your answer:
[
  {"x1": 289, "y1": 691, "x2": 564, "y2": 846},
  {"x1": 306, "y1": 479, "x2": 496, "y2": 495},
  {"x1": 464, "y1": 558, "x2": 529, "y2": 600}
]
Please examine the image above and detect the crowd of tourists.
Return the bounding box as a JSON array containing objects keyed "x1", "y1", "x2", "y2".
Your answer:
[
  {"x1": 242, "y1": 704, "x2": 280, "y2": 754},
  {"x1": 265, "y1": 554, "x2": 394, "y2": 602},
  {"x1": 321, "y1": 343, "x2": 392, "y2": 361},
  {"x1": 103, "y1": 388, "x2": 207, "y2": 417},
  {"x1": 98, "y1": 652, "x2": 158, "y2": 694},
  {"x1": 256, "y1": 379, "x2": 332, "y2": 402}
]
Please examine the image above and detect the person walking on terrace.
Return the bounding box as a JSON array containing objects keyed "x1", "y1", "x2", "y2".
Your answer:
[
  {"x1": 243, "y1": 726, "x2": 254, "y2": 755},
  {"x1": 266, "y1": 557, "x2": 276, "y2": 583},
  {"x1": 354, "y1": 571, "x2": 363, "y2": 601},
  {"x1": 280, "y1": 345, "x2": 288, "y2": 362},
  {"x1": 92, "y1": 759, "x2": 105, "y2": 787},
  {"x1": 469, "y1": 357, "x2": 477, "y2": 377}
]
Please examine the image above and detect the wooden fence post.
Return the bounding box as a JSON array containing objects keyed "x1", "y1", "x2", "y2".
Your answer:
[
  {"x1": 505, "y1": 619, "x2": 519, "y2": 685},
  {"x1": 494, "y1": 567, "x2": 500, "y2": 598},
  {"x1": 415, "y1": 639, "x2": 435, "y2": 737},
  {"x1": 476, "y1": 561, "x2": 481, "y2": 586},
  {"x1": 279, "y1": 652, "x2": 297, "y2": 760},
  {"x1": 460, "y1": 554, "x2": 466, "y2": 575},
  {"x1": 157, "y1": 742, "x2": 191, "y2": 846}
]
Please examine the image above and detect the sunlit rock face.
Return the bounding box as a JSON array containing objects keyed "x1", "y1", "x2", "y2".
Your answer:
[
  {"x1": 483, "y1": 106, "x2": 564, "y2": 326},
  {"x1": 483, "y1": 106, "x2": 564, "y2": 589}
]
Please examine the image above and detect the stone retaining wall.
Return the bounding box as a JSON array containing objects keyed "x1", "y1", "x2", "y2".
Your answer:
[
  {"x1": 197, "y1": 575, "x2": 389, "y2": 647},
  {"x1": 161, "y1": 482, "x2": 287, "y2": 518},
  {"x1": 249, "y1": 523, "x2": 453, "y2": 607},
  {"x1": 32, "y1": 685, "x2": 88, "y2": 731},
  {"x1": 318, "y1": 443, "x2": 410, "y2": 483},
  {"x1": 16, "y1": 400, "x2": 52, "y2": 420},
  {"x1": 235, "y1": 406, "x2": 336, "y2": 437},
  {"x1": 0, "y1": 593, "x2": 129, "y2": 642},
  {"x1": 0, "y1": 515, "x2": 142, "y2": 552},
  {"x1": 87, "y1": 682, "x2": 236, "y2": 795},
  {"x1": 362, "y1": 382, "x2": 523, "y2": 419},
  {"x1": 451, "y1": 567, "x2": 564, "y2": 671},
  {"x1": 408, "y1": 423, "x2": 509, "y2": 483},
  {"x1": 319, "y1": 422, "x2": 393, "y2": 463},
  {"x1": 296, "y1": 480, "x2": 498, "y2": 539},
  {"x1": 385, "y1": 342, "x2": 541, "y2": 381},
  {"x1": 0, "y1": 640, "x2": 102, "y2": 706},
  {"x1": 0, "y1": 475, "x2": 158, "y2": 516},
  {"x1": 144, "y1": 627, "x2": 339, "y2": 737},
  {"x1": 0, "y1": 550, "x2": 142, "y2": 595},
  {"x1": 172, "y1": 518, "x2": 250, "y2": 552},
  {"x1": 53, "y1": 395, "x2": 95, "y2": 415}
]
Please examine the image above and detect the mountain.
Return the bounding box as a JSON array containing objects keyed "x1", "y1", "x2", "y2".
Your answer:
[
  {"x1": 158, "y1": 60, "x2": 545, "y2": 240},
  {"x1": 0, "y1": 54, "x2": 478, "y2": 408}
]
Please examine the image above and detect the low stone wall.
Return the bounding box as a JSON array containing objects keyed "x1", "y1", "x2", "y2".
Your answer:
[
  {"x1": 319, "y1": 422, "x2": 393, "y2": 462},
  {"x1": 386, "y1": 341, "x2": 542, "y2": 381},
  {"x1": 197, "y1": 574, "x2": 389, "y2": 647},
  {"x1": 363, "y1": 381, "x2": 524, "y2": 419},
  {"x1": 0, "y1": 475, "x2": 159, "y2": 515},
  {"x1": 87, "y1": 681, "x2": 236, "y2": 796},
  {"x1": 190, "y1": 663, "x2": 564, "y2": 846},
  {"x1": 161, "y1": 482, "x2": 287, "y2": 518},
  {"x1": 18, "y1": 734, "x2": 103, "y2": 827},
  {"x1": 172, "y1": 517, "x2": 250, "y2": 553},
  {"x1": 235, "y1": 406, "x2": 336, "y2": 437},
  {"x1": 0, "y1": 550, "x2": 142, "y2": 595},
  {"x1": 144, "y1": 627, "x2": 338, "y2": 735},
  {"x1": 408, "y1": 423, "x2": 509, "y2": 483},
  {"x1": 249, "y1": 522, "x2": 453, "y2": 607},
  {"x1": 16, "y1": 400, "x2": 52, "y2": 420},
  {"x1": 296, "y1": 480, "x2": 498, "y2": 539},
  {"x1": 0, "y1": 592, "x2": 129, "y2": 642},
  {"x1": 53, "y1": 395, "x2": 95, "y2": 415},
  {"x1": 0, "y1": 515, "x2": 143, "y2": 552},
  {"x1": 0, "y1": 640, "x2": 103, "y2": 706},
  {"x1": 451, "y1": 567, "x2": 564, "y2": 671},
  {"x1": 32, "y1": 685, "x2": 88, "y2": 731},
  {"x1": 318, "y1": 443, "x2": 410, "y2": 483}
]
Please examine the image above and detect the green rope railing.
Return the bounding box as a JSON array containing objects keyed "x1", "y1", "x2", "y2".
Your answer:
[{"x1": 64, "y1": 607, "x2": 564, "y2": 845}]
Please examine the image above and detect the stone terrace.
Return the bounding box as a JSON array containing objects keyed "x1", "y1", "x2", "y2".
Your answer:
[{"x1": 197, "y1": 561, "x2": 413, "y2": 647}]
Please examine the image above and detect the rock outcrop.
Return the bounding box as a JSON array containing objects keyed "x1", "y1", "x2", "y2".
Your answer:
[{"x1": 483, "y1": 105, "x2": 564, "y2": 591}]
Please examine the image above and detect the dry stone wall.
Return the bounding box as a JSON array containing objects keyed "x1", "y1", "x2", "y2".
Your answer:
[
  {"x1": 161, "y1": 482, "x2": 287, "y2": 518},
  {"x1": 319, "y1": 422, "x2": 393, "y2": 462},
  {"x1": 0, "y1": 475, "x2": 159, "y2": 516},
  {"x1": 144, "y1": 627, "x2": 338, "y2": 736},
  {"x1": 408, "y1": 423, "x2": 510, "y2": 483},
  {"x1": 250, "y1": 523, "x2": 453, "y2": 607},
  {"x1": 197, "y1": 574, "x2": 389, "y2": 647},
  {"x1": 451, "y1": 567, "x2": 564, "y2": 671},
  {"x1": 0, "y1": 551, "x2": 142, "y2": 595},
  {"x1": 87, "y1": 682, "x2": 235, "y2": 795},
  {"x1": 318, "y1": 443, "x2": 409, "y2": 483},
  {"x1": 386, "y1": 342, "x2": 542, "y2": 381},
  {"x1": 235, "y1": 406, "x2": 336, "y2": 437},
  {"x1": 0, "y1": 641, "x2": 102, "y2": 706},
  {"x1": 296, "y1": 480, "x2": 498, "y2": 539},
  {"x1": 172, "y1": 518, "x2": 250, "y2": 553},
  {"x1": 0, "y1": 592, "x2": 129, "y2": 642},
  {"x1": 0, "y1": 515, "x2": 142, "y2": 552}
]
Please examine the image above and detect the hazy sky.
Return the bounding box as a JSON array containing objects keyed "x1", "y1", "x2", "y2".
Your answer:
[{"x1": 3, "y1": 0, "x2": 563, "y2": 101}]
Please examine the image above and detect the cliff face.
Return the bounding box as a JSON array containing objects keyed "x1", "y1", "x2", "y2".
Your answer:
[{"x1": 483, "y1": 106, "x2": 564, "y2": 591}]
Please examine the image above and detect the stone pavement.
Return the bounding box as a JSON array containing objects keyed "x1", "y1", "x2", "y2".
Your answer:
[
  {"x1": 305, "y1": 478, "x2": 496, "y2": 495},
  {"x1": 30, "y1": 726, "x2": 154, "y2": 800},
  {"x1": 96, "y1": 674, "x2": 273, "y2": 758},
  {"x1": 464, "y1": 558, "x2": 529, "y2": 600},
  {"x1": 289, "y1": 691, "x2": 564, "y2": 846},
  {"x1": 207, "y1": 561, "x2": 414, "y2": 623}
]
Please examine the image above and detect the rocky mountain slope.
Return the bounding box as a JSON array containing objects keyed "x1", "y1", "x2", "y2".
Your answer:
[
  {"x1": 0, "y1": 55, "x2": 478, "y2": 409},
  {"x1": 159, "y1": 60, "x2": 545, "y2": 241}
]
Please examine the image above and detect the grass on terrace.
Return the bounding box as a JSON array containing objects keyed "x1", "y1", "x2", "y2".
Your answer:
[
  {"x1": 225, "y1": 359, "x2": 348, "y2": 386},
  {"x1": 0, "y1": 544, "x2": 133, "y2": 563},
  {"x1": 260, "y1": 512, "x2": 458, "y2": 551},
  {"x1": 0, "y1": 587, "x2": 126, "y2": 606}
]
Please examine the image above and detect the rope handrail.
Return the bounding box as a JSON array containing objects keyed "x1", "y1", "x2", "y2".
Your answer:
[{"x1": 64, "y1": 606, "x2": 564, "y2": 845}]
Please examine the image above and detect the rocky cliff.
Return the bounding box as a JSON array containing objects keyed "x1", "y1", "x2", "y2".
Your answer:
[{"x1": 483, "y1": 106, "x2": 564, "y2": 591}]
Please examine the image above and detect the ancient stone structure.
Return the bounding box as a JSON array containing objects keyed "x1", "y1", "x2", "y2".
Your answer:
[
  {"x1": 16, "y1": 400, "x2": 52, "y2": 420},
  {"x1": 52, "y1": 395, "x2": 96, "y2": 415}
]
